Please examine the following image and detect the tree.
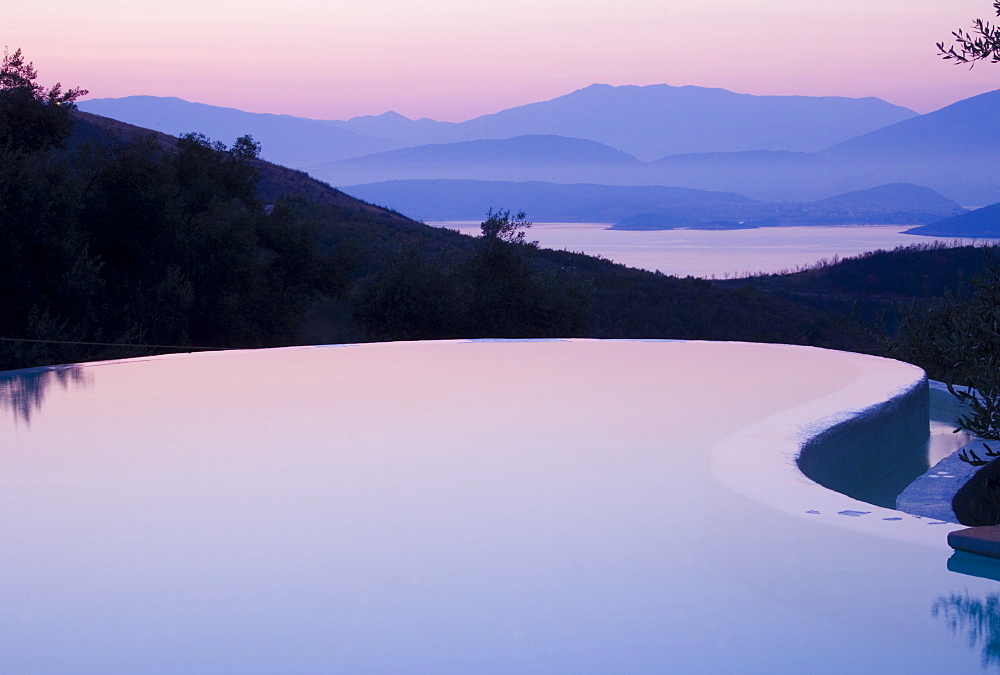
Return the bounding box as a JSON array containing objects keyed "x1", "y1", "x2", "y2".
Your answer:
[
  {"x1": 464, "y1": 209, "x2": 589, "y2": 337},
  {"x1": 479, "y1": 208, "x2": 537, "y2": 247},
  {"x1": 352, "y1": 209, "x2": 591, "y2": 341},
  {"x1": 909, "y1": 9, "x2": 1000, "y2": 441},
  {"x1": 938, "y1": 1, "x2": 1000, "y2": 65},
  {"x1": 0, "y1": 50, "x2": 353, "y2": 369},
  {"x1": 891, "y1": 267, "x2": 1000, "y2": 440},
  {"x1": 0, "y1": 47, "x2": 87, "y2": 153}
]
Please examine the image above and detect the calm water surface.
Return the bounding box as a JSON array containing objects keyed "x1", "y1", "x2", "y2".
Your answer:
[
  {"x1": 1, "y1": 340, "x2": 998, "y2": 672},
  {"x1": 430, "y1": 222, "x2": 982, "y2": 278}
]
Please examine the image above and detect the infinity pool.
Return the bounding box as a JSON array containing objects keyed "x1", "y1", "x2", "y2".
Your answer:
[{"x1": 1, "y1": 340, "x2": 998, "y2": 672}]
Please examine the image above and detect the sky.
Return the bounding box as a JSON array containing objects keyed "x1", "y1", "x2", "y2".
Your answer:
[{"x1": 9, "y1": 0, "x2": 1000, "y2": 121}]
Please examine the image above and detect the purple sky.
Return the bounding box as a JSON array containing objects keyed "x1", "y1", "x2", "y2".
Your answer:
[{"x1": 10, "y1": 0, "x2": 1000, "y2": 121}]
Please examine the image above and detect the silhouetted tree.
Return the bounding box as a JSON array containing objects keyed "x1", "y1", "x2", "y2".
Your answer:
[
  {"x1": 919, "y1": 12, "x2": 1000, "y2": 437},
  {"x1": 479, "y1": 208, "x2": 537, "y2": 246},
  {"x1": 891, "y1": 265, "x2": 1000, "y2": 439},
  {"x1": 0, "y1": 51, "x2": 352, "y2": 369},
  {"x1": 939, "y1": 1, "x2": 1000, "y2": 65},
  {"x1": 0, "y1": 47, "x2": 87, "y2": 154},
  {"x1": 352, "y1": 210, "x2": 591, "y2": 340}
]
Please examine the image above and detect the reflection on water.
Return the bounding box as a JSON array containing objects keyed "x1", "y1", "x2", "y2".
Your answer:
[
  {"x1": 934, "y1": 591, "x2": 1000, "y2": 670},
  {"x1": 0, "y1": 365, "x2": 89, "y2": 424},
  {"x1": 948, "y1": 552, "x2": 1000, "y2": 583},
  {"x1": 0, "y1": 341, "x2": 991, "y2": 670}
]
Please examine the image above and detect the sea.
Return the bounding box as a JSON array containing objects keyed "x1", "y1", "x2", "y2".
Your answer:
[{"x1": 428, "y1": 222, "x2": 986, "y2": 279}]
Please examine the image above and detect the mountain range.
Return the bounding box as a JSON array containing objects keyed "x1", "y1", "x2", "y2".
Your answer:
[
  {"x1": 78, "y1": 84, "x2": 1000, "y2": 212},
  {"x1": 321, "y1": 84, "x2": 917, "y2": 160},
  {"x1": 344, "y1": 180, "x2": 965, "y2": 227},
  {"x1": 80, "y1": 84, "x2": 915, "y2": 164},
  {"x1": 905, "y1": 202, "x2": 1000, "y2": 237},
  {"x1": 311, "y1": 89, "x2": 1000, "y2": 205}
]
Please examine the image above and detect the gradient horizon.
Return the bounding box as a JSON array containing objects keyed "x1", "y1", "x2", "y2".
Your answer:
[{"x1": 9, "y1": 0, "x2": 1000, "y2": 121}]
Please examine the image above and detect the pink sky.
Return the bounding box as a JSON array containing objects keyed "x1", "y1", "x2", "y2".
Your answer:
[{"x1": 9, "y1": 0, "x2": 1000, "y2": 121}]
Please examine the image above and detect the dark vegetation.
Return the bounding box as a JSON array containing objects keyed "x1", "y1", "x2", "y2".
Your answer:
[
  {"x1": 4, "y1": 49, "x2": 999, "y2": 396},
  {"x1": 1, "y1": 51, "x2": 893, "y2": 373},
  {"x1": 719, "y1": 243, "x2": 1000, "y2": 336},
  {"x1": 0, "y1": 48, "x2": 348, "y2": 369},
  {"x1": 727, "y1": 240, "x2": 1000, "y2": 447}
]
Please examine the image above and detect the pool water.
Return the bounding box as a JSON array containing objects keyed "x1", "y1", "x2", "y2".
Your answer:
[{"x1": 1, "y1": 340, "x2": 998, "y2": 672}]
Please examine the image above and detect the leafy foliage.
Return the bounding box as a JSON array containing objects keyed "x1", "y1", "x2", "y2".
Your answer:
[
  {"x1": 0, "y1": 52, "x2": 902, "y2": 373},
  {"x1": 480, "y1": 208, "x2": 536, "y2": 246},
  {"x1": 353, "y1": 210, "x2": 591, "y2": 340},
  {"x1": 938, "y1": 1, "x2": 1000, "y2": 65},
  {"x1": 0, "y1": 47, "x2": 87, "y2": 154},
  {"x1": 890, "y1": 264, "x2": 1000, "y2": 439},
  {"x1": 958, "y1": 443, "x2": 1000, "y2": 466},
  {"x1": 0, "y1": 51, "x2": 349, "y2": 369}
]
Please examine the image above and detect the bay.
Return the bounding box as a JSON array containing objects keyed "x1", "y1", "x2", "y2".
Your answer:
[{"x1": 429, "y1": 222, "x2": 984, "y2": 278}]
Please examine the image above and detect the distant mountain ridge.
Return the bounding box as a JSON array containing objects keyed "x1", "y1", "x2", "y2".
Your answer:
[
  {"x1": 905, "y1": 202, "x2": 1000, "y2": 237},
  {"x1": 79, "y1": 86, "x2": 1000, "y2": 207},
  {"x1": 324, "y1": 83, "x2": 916, "y2": 160},
  {"x1": 79, "y1": 83, "x2": 915, "y2": 165},
  {"x1": 343, "y1": 179, "x2": 964, "y2": 227},
  {"x1": 344, "y1": 180, "x2": 760, "y2": 223},
  {"x1": 305, "y1": 136, "x2": 643, "y2": 185},
  {"x1": 77, "y1": 96, "x2": 405, "y2": 167}
]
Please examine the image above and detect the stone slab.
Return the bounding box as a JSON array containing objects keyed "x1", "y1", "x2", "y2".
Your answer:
[
  {"x1": 948, "y1": 525, "x2": 1000, "y2": 559},
  {"x1": 895, "y1": 442, "x2": 986, "y2": 523}
]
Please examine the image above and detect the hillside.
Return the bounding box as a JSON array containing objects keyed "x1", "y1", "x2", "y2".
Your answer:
[
  {"x1": 816, "y1": 89, "x2": 1000, "y2": 205},
  {"x1": 80, "y1": 84, "x2": 916, "y2": 164},
  {"x1": 72, "y1": 112, "x2": 438, "y2": 238},
  {"x1": 305, "y1": 135, "x2": 642, "y2": 186},
  {"x1": 0, "y1": 105, "x2": 882, "y2": 369},
  {"x1": 823, "y1": 90, "x2": 1000, "y2": 161},
  {"x1": 344, "y1": 178, "x2": 963, "y2": 226},
  {"x1": 342, "y1": 179, "x2": 760, "y2": 223},
  {"x1": 78, "y1": 96, "x2": 402, "y2": 167},
  {"x1": 807, "y1": 183, "x2": 963, "y2": 213},
  {"x1": 904, "y1": 202, "x2": 1000, "y2": 237},
  {"x1": 434, "y1": 84, "x2": 916, "y2": 160},
  {"x1": 77, "y1": 88, "x2": 1000, "y2": 206},
  {"x1": 721, "y1": 242, "x2": 1000, "y2": 333}
]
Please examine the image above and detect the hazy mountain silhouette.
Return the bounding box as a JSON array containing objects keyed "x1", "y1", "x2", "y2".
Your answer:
[
  {"x1": 78, "y1": 87, "x2": 1000, "y2": 206},
  {"x1": 326, "y1": 84, "x2": 916, "y2": 160},
  {"x1": 641, "y1": 151, "x2": 848, "y2": 202},
  {"x1": 440, "y1": 84, "x2": 916, "y2": 160},
  {"x1": 307, "y1": 136, "x2": 643, "y2": 186},
  {"x1": 344, "y1": 179, "x2": 962, "y2": 226},
  {"x1": 808, "y1": 183, "x2": 965, "y2": 214},
  {"x1": 77, "y1": 96, "x2": 403, "y2": 167},
  {"x1": 80, "y1": 84, "x2": 915, "y2": 165},
  {"x1": 636, "y1": 91, "x2": 1000, "y2": 204},
  {"x1": 815, "y1": 90, "x2": 1000, "y2": 205},
  {"x1": 905, "y1": 202, "x2": 1000, "y2": 237},
  {"x1": 344, "y1": 179, "x2": 759, "y2": 222},
  {"x1": 824, "y1": 90, "x2": 1000, "y2": 160},
  {"x1": 321, "y1": 110, "x2": 454, "y2": 142}
]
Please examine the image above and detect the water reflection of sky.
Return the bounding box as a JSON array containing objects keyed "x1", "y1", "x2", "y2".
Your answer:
[
  {"x1": 430, "y1": 223, "x2": 983, "y2": 278},
  {"x1": 0, "y1": 340, "x2": 998, "y2": 671}
]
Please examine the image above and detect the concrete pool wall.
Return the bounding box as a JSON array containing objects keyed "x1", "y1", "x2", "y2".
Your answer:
[
  {"x1": 796, "y1": 374, "x2": 929, "y2": 503},
  {"x1": 708, "y1": 346, "x2": 961, "y2": 544}
]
